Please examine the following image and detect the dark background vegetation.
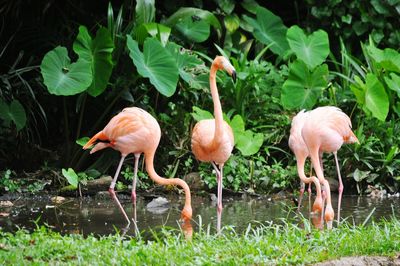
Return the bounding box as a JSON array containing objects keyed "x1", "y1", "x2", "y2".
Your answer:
[{"x1": 1, "y1": 0, "x2": 399, "y2": 195}]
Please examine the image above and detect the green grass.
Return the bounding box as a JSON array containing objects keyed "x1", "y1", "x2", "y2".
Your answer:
[{"x1": 1, "y1": 219, "x2": 399, "y2": 265}]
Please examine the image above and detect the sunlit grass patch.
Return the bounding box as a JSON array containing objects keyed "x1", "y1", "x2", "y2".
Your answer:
[{"x1": 1, "y1": 217, "x2": 399, "y2": 265}]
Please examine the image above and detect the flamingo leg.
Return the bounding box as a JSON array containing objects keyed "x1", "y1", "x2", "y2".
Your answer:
[
  {"x1": 212, "y1": 162, "x2": 223, "y2": 233},
  {"x1": 308, "y1": 165, "x2": 313, "y2": 213},
  {"x1": 333, "y1": 151, "x2": 343, "y2": 224},
  {"x1": 131, "y1": 153, "x2": 140, "y2": 222},
  {"x1": 297, "y1": 181, "x2": 305, "y2": 211},
  {"x1": 109, "y1": 155, "x2": 131, "y2": 225},
  {"x1": 309, "y1": 147, "x2": 334, "y2": 229}
]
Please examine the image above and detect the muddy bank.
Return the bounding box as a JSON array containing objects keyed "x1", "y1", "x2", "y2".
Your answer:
[{"x1": 314, "y1": 255, "x2": 400, "y2": 266}]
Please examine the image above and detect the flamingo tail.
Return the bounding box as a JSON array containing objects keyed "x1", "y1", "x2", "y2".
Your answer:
[{"x1": 82, "y1": 131, "x2": 108, "y2": 150}]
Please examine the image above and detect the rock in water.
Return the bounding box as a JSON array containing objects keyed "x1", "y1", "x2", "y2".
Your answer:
[{"x1": 146, "y1": 197, "x2": 170, "y2": 214}]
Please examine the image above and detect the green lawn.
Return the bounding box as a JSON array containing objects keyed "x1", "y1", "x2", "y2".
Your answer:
[{"x1": 1, "y1": 219, "x2": 399, "y2": 265}]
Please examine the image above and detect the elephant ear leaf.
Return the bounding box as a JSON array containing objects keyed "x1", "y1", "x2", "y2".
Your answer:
[
  {"x1": 73, "y1": 26, "x2": 114, "y2": 97},
  {"x1": 0, "y1": 99, "x2": 26, "y2": 131},
  {"x1": 40, "y1": 46, "x2": 92, "y2": 96},
  {"x1": 286, "y1": 26, "x2": 329, "y2": 69},
  {"x1": 126, "y1": 36, "x2": 179, "y2": 97}
]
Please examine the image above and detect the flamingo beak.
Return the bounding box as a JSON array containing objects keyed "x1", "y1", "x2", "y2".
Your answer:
[{"x1": 231, "y1": 70, "x2": 236, "y2": 82}]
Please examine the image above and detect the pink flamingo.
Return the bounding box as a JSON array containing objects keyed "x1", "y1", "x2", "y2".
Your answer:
[
  {"x1": 289, "y1": 110, "x2": 323, "y2": 214},
  {"x1": 83, "y1": 107, "x2": 192, "y2": 225},
  {"x1": 301, "y1": 106, "x2": 358, "y2": 228},
  {"x1": 191, "y1": 56, "x2": 236, "y2": 231}
]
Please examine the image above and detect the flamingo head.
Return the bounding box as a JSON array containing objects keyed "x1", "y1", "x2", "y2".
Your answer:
[
  {"x1": 312, "y1": 195, "x2": 323, "y2": 214},
  {"x1": 180, "y1": 205, "x2": 192, "y2": 222},
  {"x1": 213, "y1": 56, "x2": 236, "y2": 82},
  {"x1": 324, "y1": 204, "x2": 334, "y2": 230}
]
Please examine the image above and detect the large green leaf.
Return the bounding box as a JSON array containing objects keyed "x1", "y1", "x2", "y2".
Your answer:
[
  {"x1": 229, "y1": 114, "x2": 245, "y2": 145},
  {"x1": 40, "y1": 46, "x2": 92, "y2": 96},
  {"x1": 73, "y1": 26, "x2": 114, "y2": 97},
  {"x1": 228, "y1": 114, "x2": 263, "y2": 156},
  {"x1": 281, "y1": 60, "x2": 329, "y2": 110},
  {"x1": 286, "y1": 26, "x2": 330, "y2": 69},
  {"x1": 236, "y1": 130, "x2": 264, "y2": 156},
  {"x1": 175, "y1": 16, "x2": 210, "y2": 43},
  {"x1": 126, "y1": 36, "x2": 179, "y2": 97},
  {"x1": 242, "y1": 6, "x2": 289, "y2": 56},
  {"x1": 364, "y1": 74, "x2": 389, "y2": 121},
  {"x1": 0, "y1": 99, "x2": 27, "y2": 131},
  {"x1": 134, "y1": 23, "x2": 172, "y2": 46},
  {"x1": 367, "y1": 45, "x2": 400, "y2": 73},
  {"x1": 135, "y1": 0, "x2": 155, "y2": 25},
  {"x1": 165, "y1": 7, "x2": 222, "y2": 38},
  {"x1": 385, "y1": 73, "x2": 400, "y2": 97},
  {"x1": 165, "y1": 42, "x2": 204, "y2": 85}
]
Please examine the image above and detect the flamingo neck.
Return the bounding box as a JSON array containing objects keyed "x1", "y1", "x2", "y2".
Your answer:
[
  {"x1": 145, "y1": 150, "x2": 192, "y2": 213},
  {"x1": 210, "y1": 64, "x2": 224, "y2": 141},
  {"x1": 296, "y1": 156, "x2": 321, "y2": 198}
]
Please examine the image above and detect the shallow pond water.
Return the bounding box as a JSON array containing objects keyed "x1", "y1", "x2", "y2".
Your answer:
[{"x1": 1, "y1": 193, "x2": 399, "y2": 237}]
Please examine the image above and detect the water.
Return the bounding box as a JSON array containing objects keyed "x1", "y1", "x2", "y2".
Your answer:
[{"x1": 1, "y1": 193, "x2": 399, "y2": 237}]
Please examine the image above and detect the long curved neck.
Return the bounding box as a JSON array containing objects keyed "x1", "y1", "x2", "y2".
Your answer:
[
  {"x1": 296, "y1": 155, "x2": 321, "y2": 198},
  {"x1": 210, "y1": 64, "x2": 224, "y2": 141},
  {"x1": 145, "y1": 150, "x2": 192, "y2": 210}
]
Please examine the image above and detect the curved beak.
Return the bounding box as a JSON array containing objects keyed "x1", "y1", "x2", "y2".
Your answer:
[{"x1": 231, "y1": 70, "x2": 236, "y2": 82}]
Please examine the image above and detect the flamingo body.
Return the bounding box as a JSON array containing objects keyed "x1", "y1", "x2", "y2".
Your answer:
[
  {"x1": 191, "y1": 119, "x2": 234, "y2": 164},
  {"x1": 83, "y1": 107, "x2": 192, "y2": 224},
  {"x1": 191, "y1": 56, "x2": 236, "y2": 232},
  {"x1": 289, "y1": 110, "x2": 323, "y2": 213},
  {"x1": 301, "y1": 106, "x2": 358, "y2": 228}
]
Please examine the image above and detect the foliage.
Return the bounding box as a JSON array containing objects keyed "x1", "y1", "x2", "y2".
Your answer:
[
  {"x1": 345, "y1": 116, "x2": 400, "y2": 194},
  {"x1": 242, "y1": 6, "x2": 289, "y2": 57},
  {"x1": 1, "y1": 220, "x2": 400, "y2": 264},
  {"x1": 305, "y1": 0, "x2": 400, "y2": 51},
  {"x1": 199, "y1": 153, "x2": 296, "y2": 192},
  {"x1": 0, "y1": 170, "x2": 47, "y2": 193}
]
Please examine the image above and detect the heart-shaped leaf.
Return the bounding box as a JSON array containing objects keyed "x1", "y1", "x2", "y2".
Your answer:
[
  {"x1": 0, "y1": 99, "x2": 26, "y2": 131},
  {"x1": 62, "y1": 168, "x2": 79, "y2": 188},
  {"x1": 236, "y1": 130, "x2": 264, "y2": 156},
  {"x1": 364, "y1": 73, "x2": 389, "y2": 121},
  {"x1": 175, "y1": 16, "x2": 210, "y2": 43},
  {"x1": 281, "y1": 60, "x2": 329, "y2": 110},
  {"x1": 73, "y1": 26, "x2": 114, "y2": 97},
  {"x1": 287, "y1": 26, "x2": 330, "y2": 69},
  {"x1": 242, "y1": 6, "x2": 289, "y2": 56},
  {"x1": 126, "y1": 36, "x2": 179, "y2": 97},
  {"x1": 40, "y1": 46, "x2": 92, "y2": 96}
]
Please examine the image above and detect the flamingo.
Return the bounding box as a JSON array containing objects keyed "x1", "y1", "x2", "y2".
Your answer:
[
  {"x1": 83, "y1": 107, "x2": 192, "y2": 225},
  {"x1": 288, "y1": 110, "x2": 323, "y2": 214},
  {"x1": 301, "y1": 106, "x2": 358, "y2": 229},
  {"x1": 191, "y1": 56, "x2": 236, "y2": 231}
]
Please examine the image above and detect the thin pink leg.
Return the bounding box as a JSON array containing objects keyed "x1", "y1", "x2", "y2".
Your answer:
[
  {"x1": 308, "y1": 165, "x2": 313, "y2": 212},
  {"x1": 212, "y1": 162, "x2": 223, "y2": 233},
  {"x1": 109, "y1": 155, "x2": 130, "y2": 225},
  {"x1": 333, "y1": 151, "x2": 343, "y2": 224},
  {"x1": 131, "y1": 153, "x2": 140, "y2": 222},
  {"x1": 297, "y1": 181, "x2": 305, "y2": 211}
]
